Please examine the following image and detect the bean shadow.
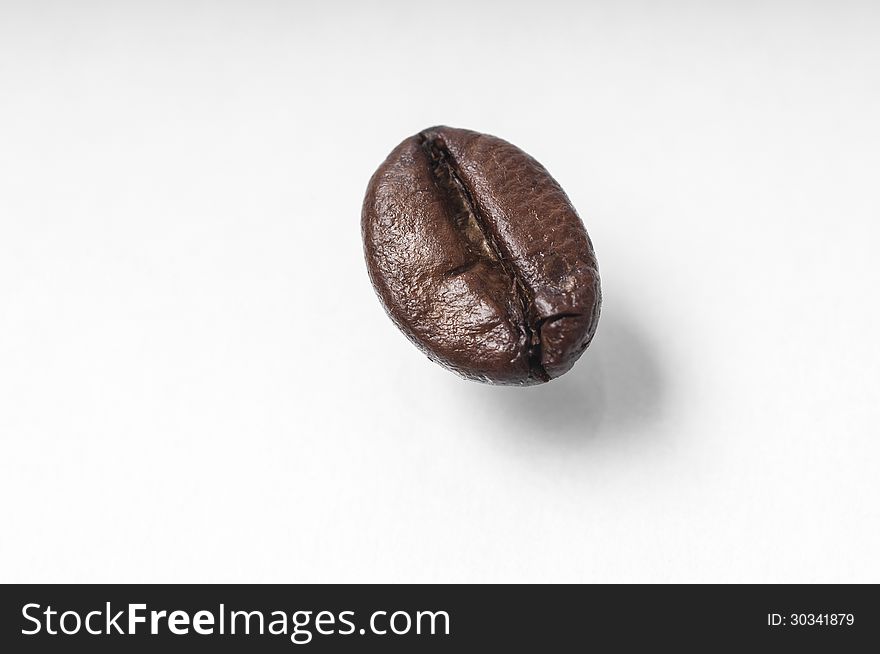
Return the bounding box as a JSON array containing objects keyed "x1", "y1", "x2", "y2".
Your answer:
[{"x1": 461, "y1": 305, "x2": 666, "y2": 449}]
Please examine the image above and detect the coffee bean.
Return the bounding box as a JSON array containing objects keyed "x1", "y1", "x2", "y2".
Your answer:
[{"x1": 362, "y1": 126, "x2": 601, "y2": 385}]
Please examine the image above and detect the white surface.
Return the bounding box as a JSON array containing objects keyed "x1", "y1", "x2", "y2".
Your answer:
[{"x1": 1, "y1": 1, "x2": 878, "y2": 583}]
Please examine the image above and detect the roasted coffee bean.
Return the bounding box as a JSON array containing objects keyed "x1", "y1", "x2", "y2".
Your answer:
[{"x1": 362, "y1": 126, "x2": 601, "y2": 385}]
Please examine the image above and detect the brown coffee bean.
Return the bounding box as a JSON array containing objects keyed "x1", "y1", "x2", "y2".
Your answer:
[{"x1": 362, "y1": 126, "x2": 601, "y2": 385}]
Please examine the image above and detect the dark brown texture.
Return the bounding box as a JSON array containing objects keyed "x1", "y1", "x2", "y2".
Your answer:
[{"x1": 362, "y1": 126, "x2": 601, "y2": 385}]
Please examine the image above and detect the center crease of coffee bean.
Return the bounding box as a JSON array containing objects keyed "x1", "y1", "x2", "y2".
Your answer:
[{"x1": 419, "y1": 130, "x2": 552, "y2": 382}]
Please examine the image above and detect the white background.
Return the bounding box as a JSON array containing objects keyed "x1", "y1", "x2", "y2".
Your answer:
[{"x1": 1, "y1": 1, "x2": 878, "y2": 583}]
